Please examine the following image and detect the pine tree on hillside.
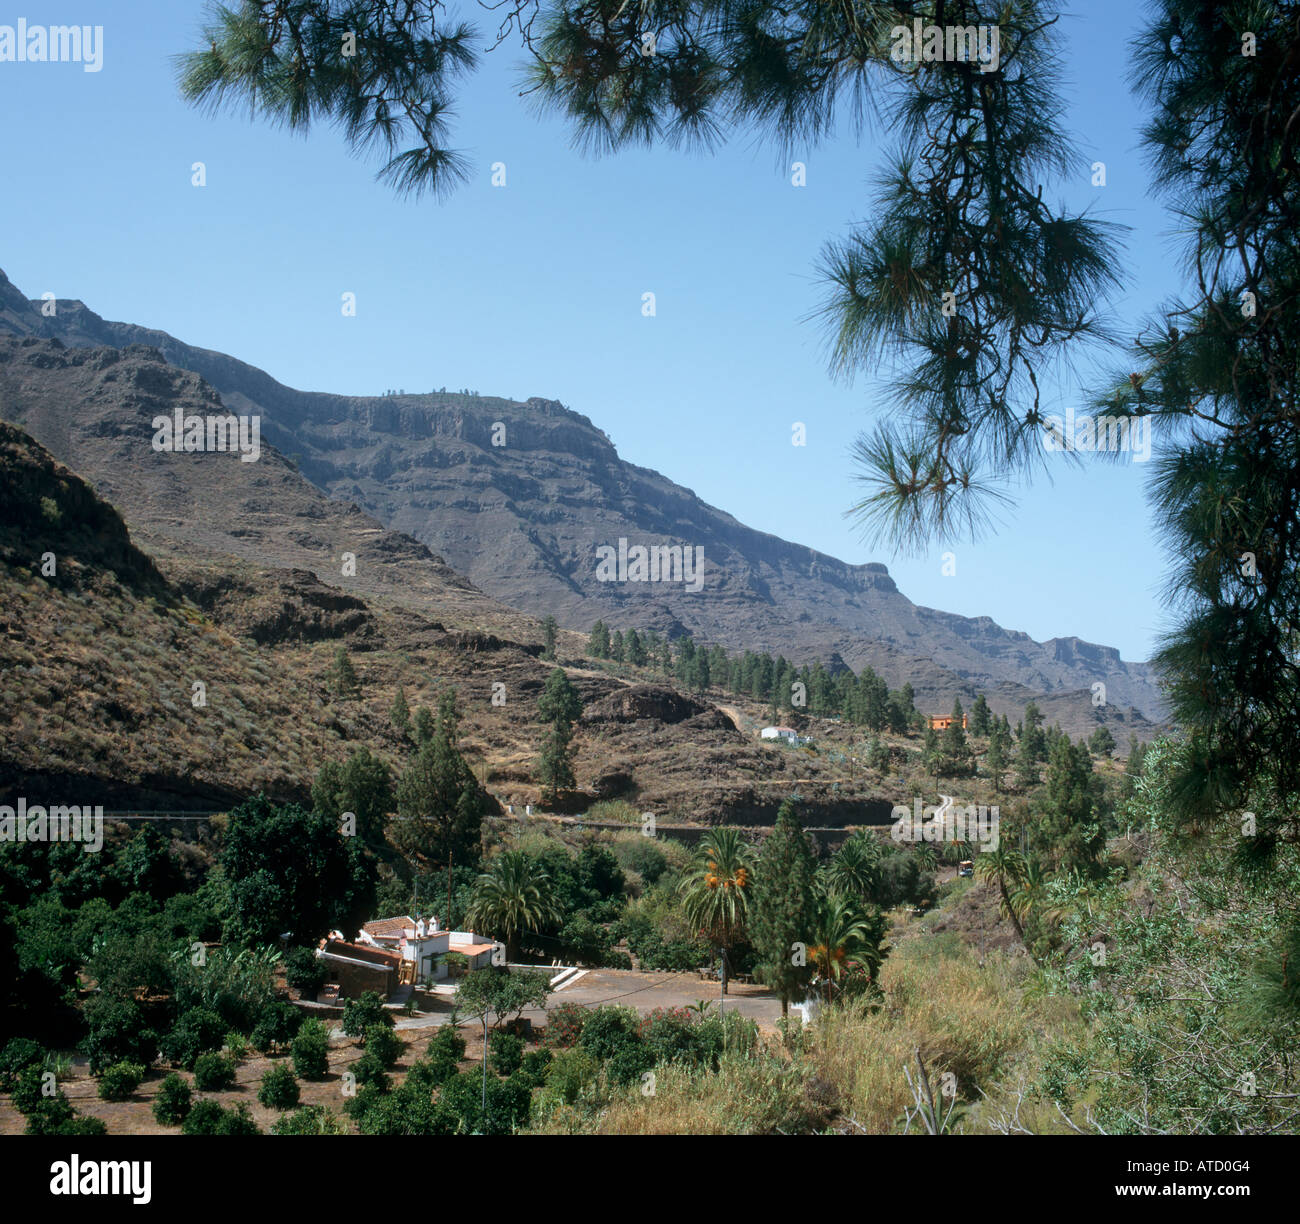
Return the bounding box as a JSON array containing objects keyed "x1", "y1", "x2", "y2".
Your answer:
[
  {"x1": 389, "y1": 686, "x2": 410, "y2": 738},
  {"x1": 413, "y1": 706, "x2": 435, "y2": 747},
  {"x1": 626, "y1": 627, "x2": 645, "y2": 667},
  {"x1": 331, "y1": 647, "x2": 360, "y2": 700},
  {"x1": 537, "y1": 668, "x2": 583, "y2": 805},
  {"x1": 1032, "y1": 737, "x2": 1105, "y2": 874},
  {"x1": 985, "y1": 724, "x2": 1008, "y2": 794},
  {"x1": 942, "y1": 699, "x2": 968, "y2": 756},
  {"x1": 970, "y1": 694, "x2": 991, "y2": 738},
  {"x1": 392, "y1": 690, "x2": 485, "y2": 873},
  {"x1": 587, "y1": 620, "x2": 610, "y2": 659},
  {"x1": 749, "y1": 801, "x2": 817, "y2": 1018},
  {"x1": 1088, "y1": 724, "x2": 1117, "y2": 758},
  {"x1": 1014, "y1": 730, "x2": 1041, "y2": 792},
  {"x1": 541, "y1": 615, "x2": 558, "y2": 662}
]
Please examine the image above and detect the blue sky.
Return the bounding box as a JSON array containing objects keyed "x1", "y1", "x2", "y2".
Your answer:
[{"x1": 1, "y1": 1, "x2": 1183, "y2": 662}]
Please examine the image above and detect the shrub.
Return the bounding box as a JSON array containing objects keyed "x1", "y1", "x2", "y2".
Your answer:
[
  {"x1": 534, "y1": 1047, "x2": 599, "y2": 1116},
  {"x1": 408, "y1": 1025, "x2": 464, "y2": 1090},
  {"x1": 152, "y1": 1072, "x2": 192, "y2": 1125},
  {"x1": 272, "y1": 1105, "x2": 348, "y2": 1135},
  {"x1": 489, "y1": 1031, "x2": 524, "y2": 1077},
  {"x1": 182, "y1": 1100, "x2": 261, "y2": 1135},
  {"x1": 192, "y1": 1051, "x2": 236, "y2": 1092},
  {"x1": 519, "y1": 1047, "x2": 553, "y2": 1088},
  {"x1": 80, "y1": 997, "x2": 159, "y2": 1073},
  {"x1": 436, "y1": 1069, "x2": 533, "y2": 1136},
  {"x1": 578, "y1": 1006, "x2": 642, "y2": 1061},
  {"x1": 251, "y1": 1000, "x2": 304, "y2": 1054},
  {"x1": 291, "y1": 1019, "x2": 330, "y2": 1080},
  {"x1": 24, "y1": 1093, "x2": 80, "y2": 1135},
  {"x1": 44, "y1": 1113, "x2": 109, "y2": 1136},
  {"x1": 180, "y1": 1098, "x2": 226, "y2": 1135},
  {"x1": 618, "y1": 839, "x2": 668, "y2": 885},
  {"x1": 544, "y1": 1003, "x2": 587, "y2": 1049},
  {"x1": 341, "y1": 991, "x2": 392, "y2": 1037},
  {"x1": 11, "y1": 1065, "x2": 53, "y2": 1114},
  {"x1": 349, "y1": 1081, "x2": 444, "y2": 1135},
  {"x1": 97, "y1": 1060, "x2": 146, "y2": 1102},
  {"x1": 258, "y1": 1065, "x2": 301, "y2": 1110},
  {"x1": 351, "y1": 1049, "x2": 390, "y2": 1091},
  {"x1": 0, "y1": 1038, "x2": 44, "y2": 1091},
  {"x1": 284, "y1": 946, "x2": 328, "y2": 996},
  {"x1": 606, "y1": 1040, "x2": 656, "y2": 1087},
  {"x1": 364, "y1": 1022, "x2": 401, "y2": 1068},
  {"x1": 161, "y1": 1006, "x2": 226, "y2": 1069}
]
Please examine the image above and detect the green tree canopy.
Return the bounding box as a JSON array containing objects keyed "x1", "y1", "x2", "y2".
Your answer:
[
  {"x1": 749, "y1": 801, "x2": 817, "y2": 1016},
  {"x1": 221, "y1": 795, "x2": 377, "y2": 946}
]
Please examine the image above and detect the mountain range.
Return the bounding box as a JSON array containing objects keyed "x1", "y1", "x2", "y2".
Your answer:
[{"x1": 0, "y1": 267, "x2": 1166, "y2": 738}]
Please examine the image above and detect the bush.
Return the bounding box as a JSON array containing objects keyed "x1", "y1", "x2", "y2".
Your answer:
[
  {"x1": 341, "y1": 991, "x2": 392, "y2": 1037},
  {"x1": 291, "y1": 1019, "x2": 330, "y2": 1080},
  {"x1": 251, "y1": 1000, "x2": 304, "y2": 1054},
  {"x1": 544, "y1": 1003, "x2": 588, "y2": 1049},
  {"x1": 182, "y1": 1099, "x2": 261, "y2": 1135},
  {"x1": 606, "y1": 1040, "x2": 656, "y2": 1087},
  {"x1": 0, "y1": 1038, "x2": 44, "y2": 1091},
  {"x1": 192, "y1": 1051, "x2": 236, "y2": 1092},
  {"x1": 349, "y1": 1080, "x2": 445, "y2": 1136},
  {"x1": 489, "y1": 1031, "x2": 524, "y2": 1077},
  {"x1": 578, "y1": 1006, "x2": 642, "y2": 1061},
  {"x1": 364, "y1": 1022, "x2": 401, "y2": 1068},
  {"x1": 25, "y1": 1093, "x2": 88, "y2": 1135},
  {"x1": 520, "y1": 1047, "x2": 553, "y2": 1088},
  {"x1": 408, "y1": 1025, "x2": 464, "y2": 1090},
  {"x1": 618, "y1": 839, "x2": 668, "y2": 885},
  {"x1": 12, "y1": 1065, "x2": 53, "y2": 1114},
  {"x1": 351, "y1": 1049, "x2": 390, "y2": 1091},
  {"x1": 641, "y1": 1008, "x2": 708, "y2": 1069},
  {"x1": 80, "y1": 997, "x2": 159, "y2": 1073},
  {"x1": 534, "y1": 1047, "x2": 599, "y2": 1115},
  {"x1": 161, "y1": 1006, "x2": 226, "y2": 1069},
  {"x1": 258, "y1": 1065, "x2": 301, "y2": 1110},
  {"x1": 436, "y1": 1069, "x2": 533, "y2": 1136},
  {"x1": 284, "y1": 946, "x2": 328, "y2": 996},
  {"x1": 43, "y1": 1112, "x2": 108, "y2": 1137},
  {"x1": 180, "y1": 1099, "x2": 226, "y2": 1135},
  {"x1": 152, "y1": 1072, "x2": 192, "y2": 1125},
  {"x1": 272, "y1": 1105, "x2": 348, "y2": 1135},
  {"x1": 97, "y1": 1060, "x2": 146, "y2": 1102}
]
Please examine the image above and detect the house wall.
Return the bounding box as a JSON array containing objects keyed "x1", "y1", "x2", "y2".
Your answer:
[{"x1": 324, "y1": 957, "x2": 395, "y2": 1000}]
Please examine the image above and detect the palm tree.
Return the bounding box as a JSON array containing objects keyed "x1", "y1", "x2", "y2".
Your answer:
[
  {"x1": 464, "y1": 850, "x2": 560, "y2": 963},
  {"x1": 1009, "y1": 858, "x2": 1053, "y2": 925},
  {"x1": 805, "y1": 892, "x2": 890, "y2": 1002},
  {"x1": 823, "y1": 832, "x2": 881, "y2": 900},
  {"x1": 679, "y1": 828, "x2": 753, "y2": 994},
  {"x1": 973, "y1": 847, "x2": 1030, "y2": 944}
]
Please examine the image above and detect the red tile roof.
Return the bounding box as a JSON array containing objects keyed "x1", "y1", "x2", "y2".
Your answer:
[
  {"x1": 323, "y1": 939, "x2": 402, "y2": 969},
  {"x1": 362, "y1": 915, "x2": 414, "y2": 939}
]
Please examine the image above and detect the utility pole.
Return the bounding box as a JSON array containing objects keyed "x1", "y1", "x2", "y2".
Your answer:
[
  {"x1": 446, "y1": 850, "x2": 453, "y2": 933},
  {"x1": 481, "y1": 1012, "x2": 489, "y2": 1129}
]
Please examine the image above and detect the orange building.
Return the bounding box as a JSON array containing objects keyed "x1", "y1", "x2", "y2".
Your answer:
[{"x1": 928, "y1": 714, "x2": 968, "y2": 731}]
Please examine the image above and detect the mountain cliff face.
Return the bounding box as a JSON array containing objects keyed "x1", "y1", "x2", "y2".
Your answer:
[{"x1": 0, "y1": 268, "x2": 1167, "y2": 725}]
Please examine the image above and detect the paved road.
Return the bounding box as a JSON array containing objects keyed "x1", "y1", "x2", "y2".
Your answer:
[{"x1": 359, "y1": 969, "x2": 786, "y2": 1033}]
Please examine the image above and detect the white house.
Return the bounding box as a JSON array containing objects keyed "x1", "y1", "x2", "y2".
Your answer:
[
  {"x1": 760, "y1": 726, "x2": 800, "y2": 745},
  {"x1": 359, "y1": 915, "x2": 451, "y2": 983},
  {"x1": 449, "y1": 931, "x2": 497, "y2": 970}
]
